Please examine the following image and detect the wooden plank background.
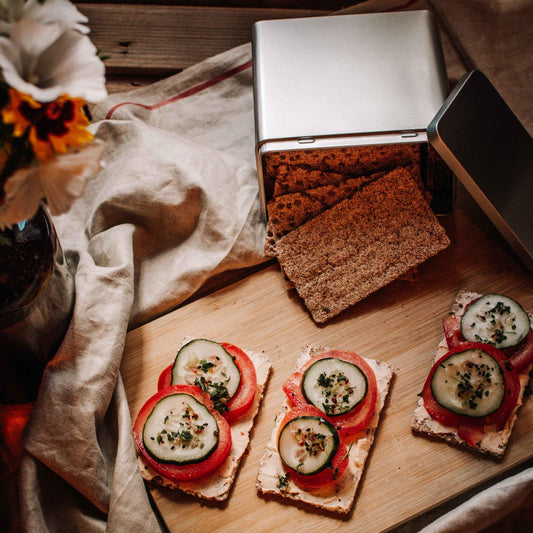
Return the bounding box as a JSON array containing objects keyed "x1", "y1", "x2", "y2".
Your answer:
[{"x1": 75, "y1": 2, "x2": 343, "y2": 93}]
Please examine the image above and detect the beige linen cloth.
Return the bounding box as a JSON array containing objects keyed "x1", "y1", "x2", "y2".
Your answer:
[
  {"x1": 17, "y1": 44, "x2": 264, "y2": 532},
  {"x1": 14, "y1": 1, "x2": 532, "y2": 532}
]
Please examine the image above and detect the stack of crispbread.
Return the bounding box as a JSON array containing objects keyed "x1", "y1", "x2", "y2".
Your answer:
[
  {"x1": 262, "y1": 143, "x2": 420, "y2": 191},
  {"x1": 262, "y1": 145, "x2": 450, "y2": 323},
  {"x1": 264, "y1": 170, "x2": 385, "y2": 256}
]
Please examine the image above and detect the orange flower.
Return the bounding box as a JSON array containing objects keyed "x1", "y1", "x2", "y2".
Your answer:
[{"x1": 1, "y1": 89, "x2": 93, "y2": 162}]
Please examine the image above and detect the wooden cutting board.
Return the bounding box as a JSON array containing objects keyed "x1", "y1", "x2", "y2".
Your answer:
[{"x1": 121, "y1": 194, "x2": 533, "y2": 533}]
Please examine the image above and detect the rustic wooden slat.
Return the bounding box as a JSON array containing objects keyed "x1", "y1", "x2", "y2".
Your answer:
[
  {"x1": 104, "y1": 73, "x2": 167, "y2": 94},
  {"x1": 79, "y1": 4, "x2": 327, "y2": 78},
  {"x1": 75, "y1": 0, "x2": 349, "y2": 8}
]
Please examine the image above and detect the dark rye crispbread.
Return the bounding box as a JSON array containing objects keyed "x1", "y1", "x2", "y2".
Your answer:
[
  {"x1": 411, "y1": 290, "x2": 533, "y2": 458},
  {"x1": 275, "y1": 167, "x2": 450, "y2": 323},
  {"x1": 264, "y1": 171, "x2": 385, "y2": 256},
  {"x1": 261, "y1": 143, "x2": 420, "y2": 202},
  {"x1": 264, "y1": 163, "x2": 426, "y2": 257},
  {"x1": 273, "y1": 165, "x2": 348, "y2": 197}
]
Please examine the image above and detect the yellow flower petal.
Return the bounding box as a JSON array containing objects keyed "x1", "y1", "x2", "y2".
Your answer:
[{"x1": 1, "y1": 89, "x2": 38, "y2": 137}]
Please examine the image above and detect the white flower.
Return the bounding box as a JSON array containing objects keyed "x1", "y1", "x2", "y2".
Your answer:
[
  {"x1": 0, "y1": 0, "x2": 89, "y2": 35},
  {"x1": 0, "y1": 17, "x2": 106, "y2": 102},
  {"x1": 0, "y1": 139, "x2": 105, "y2": 229}
]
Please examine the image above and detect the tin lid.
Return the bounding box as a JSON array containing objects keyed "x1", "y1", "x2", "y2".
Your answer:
[
  {"x1": 253, "y1": 11, "x2": 448, "y2": 145},
  {"x1": 428, "y1": 70, "x2": 533, "y2": 273}
]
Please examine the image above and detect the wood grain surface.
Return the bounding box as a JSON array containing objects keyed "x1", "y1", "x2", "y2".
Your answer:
[
  {"x1": 121, "y1": 185, "x2": 533, "y2": 532},
  {"x1": 78, "y1": 4, "x2": 326, "y2": 93}
]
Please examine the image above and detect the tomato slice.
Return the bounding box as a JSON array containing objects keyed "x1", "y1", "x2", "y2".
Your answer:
[
  {"x1": 456, "y1": 424, "x2": 487, "y2": 449},
  {"x1": 220, "y1": 343, "x2": 257, "y2": 422},
  {"x1": 422, "y1": 342, "x2": 521, "y2": 434},
  {"x1": 157, "y1": 364, "x2": 172, "y2": 390},
  {"x1": 442, "y1": 314, "x2": 463, "y2": 349},
  {"x1": 283, "y1": 350, "x2": 377, "y2": 438},
  {"x1": 509, "y1": 330, "x2": 533, "y2": 374},
  {"x1": 276, "y1": 405, "x2": 349, "y2": 489},
  {"x1": 157, "y1": 342, "x2": 257, "y2": 422},
  {"x1": 133, "y1": 384, "x2": 232, "y2": 482},
  {"x1": 443, "y1": 312, "x2": 533, "y2": 375}
]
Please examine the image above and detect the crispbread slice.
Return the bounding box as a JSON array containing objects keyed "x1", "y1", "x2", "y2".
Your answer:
[
  {"x1": 264, "y1": 171, "x2": 385, "y2": 256},
  {"x1": 256, "y1": 345, "x2": 393, "y2": 514},
  {"x1": 264, "y1": 164, "x2": 425, "y2": 258},
  {"x1": 411, "y1": 290, "x2": 532, "y2": 458},
  {"x1": 137, "y1": 345, "x2": 272, "y2": 501},
  {"x1": 275, "y1": 167, "x2": 450, "y2": 323},
  {"x1": 273, "y1": 166, "x2": 348, "y2": 197},
  {"x1": 261, "y1": 143, "x2": 421, "y2": 200}
]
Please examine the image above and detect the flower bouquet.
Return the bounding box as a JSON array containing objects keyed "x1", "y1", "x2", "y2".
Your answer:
[
  {"x1": 0, "y1": 0, "x2": 107, "y2": 229},
  {"x1": 0, "y1": 0, "x2": 107, "y2": 403}
]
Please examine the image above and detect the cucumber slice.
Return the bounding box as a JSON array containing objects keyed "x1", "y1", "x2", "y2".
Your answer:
[
  {"x1": 278, "y1": 415, "x2": 339, "y2": 475},
  {"x1": 431, "y1": 348, "x2": 505, "y2": 417},
  {"x1": 143, "y1": 392, "x2": 219, "y2": 464},
  {"x1": 302, "y1": 358, "x2": 367, "y2": 416},
  {"x1": 461, "y1": 294, "x2": 530, "y2": 349},
  {"x1": 171, "y1": 339, "x2": 241, "y2": 408}
]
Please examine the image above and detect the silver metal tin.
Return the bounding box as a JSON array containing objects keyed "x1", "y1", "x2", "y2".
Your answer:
[
  {"x1": 252, "y1": 11, "x2": 451, "y2": 217},
  {"x1": 428, "y1": 70, "x2": 533, "y2": 273}
]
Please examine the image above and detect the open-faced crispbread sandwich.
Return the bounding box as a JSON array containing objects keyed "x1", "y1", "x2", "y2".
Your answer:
[
  {"x1": 257, "y1": 345, "x2": 393, "y2": 514},
  {"x1": 411, "y1": 291, "x2": 533, "y2": 458},
  {"x1": 133, "y1": 338, "x2": 271, "y2": 501}
]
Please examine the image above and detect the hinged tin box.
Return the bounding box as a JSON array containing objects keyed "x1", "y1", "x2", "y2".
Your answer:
[
  {"x1": 252, "y1": 10, "x2": 453, "y2": 217},
  {"x1": 252, "y1": 10, "x2": 533, "y2": 272}
]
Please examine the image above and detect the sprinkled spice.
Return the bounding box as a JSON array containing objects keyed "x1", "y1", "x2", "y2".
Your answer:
[{"x1": 317, "y1": 370, "x2": 356, "y2": 415}]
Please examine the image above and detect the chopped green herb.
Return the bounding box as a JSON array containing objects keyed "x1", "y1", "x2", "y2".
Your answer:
[
  {"x1": 277, "y1": 473, "x2": 290, "y2": 490},
  {"x1": 198, "y1": 359, "x2": 215, "y2": 373}
]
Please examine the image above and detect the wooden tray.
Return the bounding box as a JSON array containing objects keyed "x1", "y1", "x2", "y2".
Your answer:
[{"x1": 121, "y1": 196, "x2": 533, "y2": 532}]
